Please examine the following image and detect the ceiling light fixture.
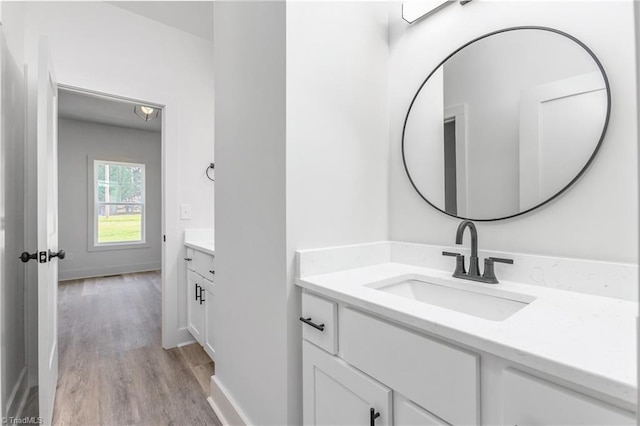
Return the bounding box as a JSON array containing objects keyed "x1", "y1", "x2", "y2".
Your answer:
[{"x1": 134, "y1": 105, "x2": 159, "y2": 122}]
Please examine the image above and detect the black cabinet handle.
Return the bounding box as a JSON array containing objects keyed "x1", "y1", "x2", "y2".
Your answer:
[
  {"x1": 299, "y1": 317, "x2": 325, "y2": 331},
  {"x1": 184, "y1": 257, "x2": 192, "y2": 261},
  {"x1": 209, "y1": 270, "x2": 215, "y2": 275},
  {"x1": 199, "y1": 286, "x2": 205, "y2": 305},
  {"x1": 370, "y1": 408, "x2": 380, "y2": 426},
  {"x1": 195, "y1": 283, "x2": 200, "y2": 301}
]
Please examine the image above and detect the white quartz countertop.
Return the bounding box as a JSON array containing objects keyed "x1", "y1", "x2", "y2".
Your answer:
[
  {"x1": 296, "y1": 262, "x2": 638, "y2": 405},
  {"x1": 185, "y1": 240, "x2": 215, "y2": 255}
]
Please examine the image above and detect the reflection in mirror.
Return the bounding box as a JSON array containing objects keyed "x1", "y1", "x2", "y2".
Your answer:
[{"x1": 403, "y1": 27, "x2": 609, "y2": 221}]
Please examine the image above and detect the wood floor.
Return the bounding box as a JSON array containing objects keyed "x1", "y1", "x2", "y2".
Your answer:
[{"x1": 52, "y1": 271, "x2": 220, "y2": 425}]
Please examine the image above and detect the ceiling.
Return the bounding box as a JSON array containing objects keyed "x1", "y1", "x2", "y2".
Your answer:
[
  {"x1": 58, "y1": 90, "x2": 162, "y2": 132},
  {"x1": 107, "y1": 1, "x2": 214, "y2": 41}
]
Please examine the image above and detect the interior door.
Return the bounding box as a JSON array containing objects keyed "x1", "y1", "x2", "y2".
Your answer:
[
  {"x1": 37, "y1": 36, "x2": 60, "y2": 425},
  {"x1": 519, "y1": 71, "x2": 607, "y2": 211}
]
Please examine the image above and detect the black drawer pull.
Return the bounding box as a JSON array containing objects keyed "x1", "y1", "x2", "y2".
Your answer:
[
  {"x1": 370, "y1": 408, "x2": 380, "y2": 426},
  {"x1": 209, "y1": 270, "x2": 215, "y2": 275},
  {"x1": 299, "y1": 317, "x2": 325, "y2": 331}
]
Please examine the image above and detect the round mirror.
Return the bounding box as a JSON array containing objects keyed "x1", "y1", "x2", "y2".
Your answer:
[{"x1": 402, "y1": 27, "x2": 610, "y2": 221}]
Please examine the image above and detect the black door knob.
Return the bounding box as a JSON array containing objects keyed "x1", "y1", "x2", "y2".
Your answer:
[
  {"x1": 19, "y1": 251, "x2": 38, "y2": 263},
  {"x1": 48, "y1": 249, "x2": 66, "y2": 261}
]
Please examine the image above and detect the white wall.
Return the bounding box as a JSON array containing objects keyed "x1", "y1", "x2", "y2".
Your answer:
[
  {"x1": 0, "y1": 1, "x2": 28, "y2": 416},
  {"x1": 57, "y1": 118, "x2": 161, "y2": 281},
  {"x1": 22, "y1": 1, "x2": 215, "y2": 354},
  {"x1": 389, "y1": 1, "x2": 638, "y2": 264},
  {"x1": 213, "y1": 1, "x2": 389, "y2": 424},
  {"x1": 286, "y1": 2, "x2": 389, "y2": 422},
  {"x1": 213, "y1": 2, "x2": 287, "y2": 424}
]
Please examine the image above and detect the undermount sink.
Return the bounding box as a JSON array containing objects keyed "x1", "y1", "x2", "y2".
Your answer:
[{"x1": 368, "y1": 276, "x2": 535, "y2": 321}]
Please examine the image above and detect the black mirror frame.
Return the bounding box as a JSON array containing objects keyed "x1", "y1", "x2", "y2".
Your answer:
[{"x1": 401, "y1": 26, "x2": 611, "y2": 222}]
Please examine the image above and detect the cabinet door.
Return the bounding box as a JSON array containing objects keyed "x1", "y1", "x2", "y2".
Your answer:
[
  {"x1": 394, "y1": 393, "x2": 450, "y2": 426},
  {"x1": 303, "y1": 341, "x2": 391, "y2": 426},
  {"x1": 187, "y1": 270, "x2": 205, "y2": 344},
  {"x1": 502, "y1": 369, "x2": 635, "y2": 426},
  {"x1": 203, "y1": 281, "x2": 215, "y2": 359}
]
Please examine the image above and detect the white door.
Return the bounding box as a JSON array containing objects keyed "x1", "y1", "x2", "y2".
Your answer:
[
  {"x1": 37, "y1": 36, "x2": 61, "y2": 426},
  {"x1": 519, "y1": 71, "x2": 607, "y2": 211},
  {"x1": 302, "y1": 341, "x2": 392, "y2": 426}
]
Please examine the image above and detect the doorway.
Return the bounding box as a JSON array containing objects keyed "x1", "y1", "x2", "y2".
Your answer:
[
  {"x1": 27, "y1": 87, "x2": 166, "y2": 421},
  {"x1": 56, "y1": 88, "x2": 163, "y2": 282}
]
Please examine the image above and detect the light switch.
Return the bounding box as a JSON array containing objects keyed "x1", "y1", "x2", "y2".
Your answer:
[{"x1": 180, "y1": 204, "x2": 192, "y2": 220}]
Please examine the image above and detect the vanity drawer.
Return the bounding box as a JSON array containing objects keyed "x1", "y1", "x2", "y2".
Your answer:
[
  {"x1": 193, "y1": 250, "x2": 215, "y2": 280},
  {"x1": 185, "y1": 248, "x2": 196, "y2": 271},
  {"x1": 341, "y1": 308, "x2": 479, "y2": 426},
  {"x1": 301, "y1": 292, "x2": 338, "y2": 354},
  {"x1": 502, "y1": 368, "x2": 635, "y2": 425}
]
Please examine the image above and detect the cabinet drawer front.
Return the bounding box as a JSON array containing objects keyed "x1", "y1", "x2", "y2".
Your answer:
[
  {"x1": 301, "y1": 292, "x2": 338, "y2": 354},
  {"x1": 186, "y1": 248, "x2": 195, "y2": 271},
  {"x1": 341, "y1": 308, "x2": 479, "y2": 426},
  {"x1": 193, "y1": 250, "x2": 215, "y2": 280},
  {"x1": 502, "y1": 369, "x2": 635, "y2": 426}
]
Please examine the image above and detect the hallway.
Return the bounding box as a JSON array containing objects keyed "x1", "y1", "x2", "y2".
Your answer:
[{"x1": 52, "y1": 271, "x2": 219, "y2": 425}]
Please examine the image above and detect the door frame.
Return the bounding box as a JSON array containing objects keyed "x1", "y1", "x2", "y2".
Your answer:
[{"x1": 54, "y1": 83, "x2": 174, "y2": 348}]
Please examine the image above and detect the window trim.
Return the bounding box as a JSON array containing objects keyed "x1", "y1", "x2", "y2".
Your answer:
[{"x1": 89, "y1": 158, "x2": 150, "y2": 251}]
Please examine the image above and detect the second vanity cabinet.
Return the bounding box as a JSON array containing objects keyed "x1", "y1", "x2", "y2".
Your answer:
[
  {"x1": 300, "y1": 291, "x2": 635, "y2": 426},
  {"x1": 186, "y1": 247, "x2": 216, "y2": 359}
]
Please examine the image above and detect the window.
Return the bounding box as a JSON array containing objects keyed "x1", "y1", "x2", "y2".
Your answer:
[{"x1": 94, "y1": 160, "x2": 146, "y2": 246}]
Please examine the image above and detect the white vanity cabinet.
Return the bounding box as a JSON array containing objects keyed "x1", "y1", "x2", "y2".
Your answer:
[
  {"x1": 394, "y1": 394, "x2": 449, "y2": 426},
  {"x1": 303, "y1": 341, "x2": 392, "y2": 426},
  {"x1": 502, "y1": 369, "x2": 635, "y2": 426},
  {"x1": 187, "y1": 270, "x2": 206, "y2": 344},
  {"x1": 300, "y1": 291, "x2": 635, "y2": 426},
  {"x1": 301, "y1": 293, "x2": 453, "y2": 426},
  {"x1": 203, "y1": 280, "x2": 216, "y2": 359},
  {"x1": 185, "y1": 246, "x2": 216, "y2": 356}
]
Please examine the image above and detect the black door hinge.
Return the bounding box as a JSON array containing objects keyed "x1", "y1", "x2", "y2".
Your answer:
[{"x1": 39, "y1": 251, "x2": 48, "y2": 263}]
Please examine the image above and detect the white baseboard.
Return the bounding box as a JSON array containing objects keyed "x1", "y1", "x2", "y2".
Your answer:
[
  {"x1": 58, "y1": 262, "x2": 161, "y2": 281},
  {"x1": 175, "y1": 327, "x2": 197, "y2": 348},
  {"x1": 209, "y1": 376, "x2": 250, "y2": 426},
  {"x1": 5, "y1": 367, "x2": 28, "y2": 418}
]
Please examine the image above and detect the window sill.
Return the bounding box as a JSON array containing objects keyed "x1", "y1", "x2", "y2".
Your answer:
[{"x1": 88, "y1": 241, "x2": 151, "y2": 252}]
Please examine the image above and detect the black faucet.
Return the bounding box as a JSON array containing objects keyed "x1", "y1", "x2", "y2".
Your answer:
[
  {"x1": 442, "y1": 220, "x2": 513, "y2": 284},
  {"x1": 456, "y1": 220, "x2": 480, "y2": 277}
]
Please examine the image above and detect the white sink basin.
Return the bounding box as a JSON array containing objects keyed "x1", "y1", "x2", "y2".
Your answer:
[{"x1": 368, "y1": 276, "x2": 535, "y2": 321}]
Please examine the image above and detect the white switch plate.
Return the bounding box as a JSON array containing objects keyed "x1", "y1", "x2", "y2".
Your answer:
[{"x1": 180, "y1": 204, "x2": 192, "y2": 220}]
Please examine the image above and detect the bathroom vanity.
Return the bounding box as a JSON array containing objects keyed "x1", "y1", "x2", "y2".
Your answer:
[
  {"x1": 296, "y1": 242, "x2": 637, "y2": 425},
  {"x1": 184, "y1": 229, "x2": 216, "y2": 360}
]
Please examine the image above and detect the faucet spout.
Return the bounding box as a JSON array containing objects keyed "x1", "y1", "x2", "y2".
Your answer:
[
  {"x1": 455, "y1": 220, "x2": 480, "y2": 277},
  {"x1": 455, "y1": 220, "x2": 478, "y2": 258}
]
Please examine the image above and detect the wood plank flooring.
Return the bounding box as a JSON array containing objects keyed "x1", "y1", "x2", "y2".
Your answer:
[{"x1": 52, "y1": 271, "x2": 220, "y2": 425}]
